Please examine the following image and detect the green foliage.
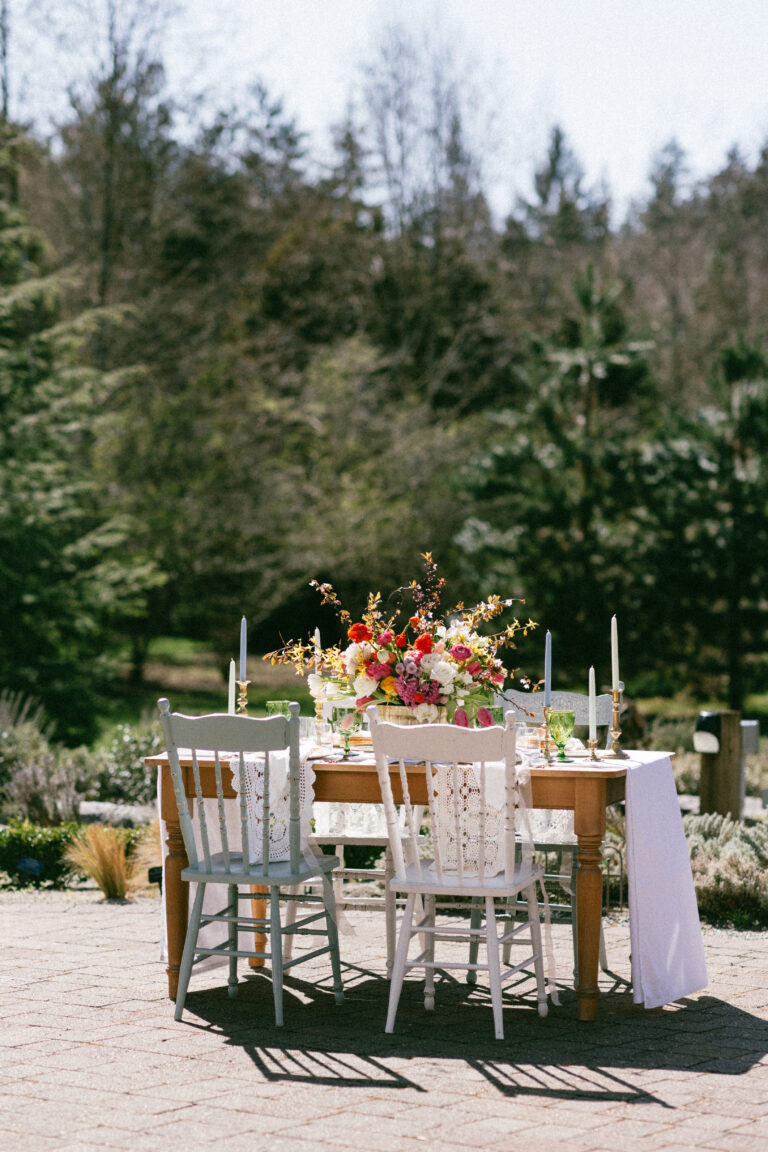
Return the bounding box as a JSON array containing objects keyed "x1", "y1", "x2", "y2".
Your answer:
[
  {"x1": 93, "y1": 721, "x2": 164, "y2": 805},
  {"x1": 684, "y1": 813, "x2": 768, "y2": 927},
  {"x1": 0, "y1": 820, "x2": 79, "y2": 887},
  {"x1": 0, "y1": 819, "x2": 143, "y2": 889}
]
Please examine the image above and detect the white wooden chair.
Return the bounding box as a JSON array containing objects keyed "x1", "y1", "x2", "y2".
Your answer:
[
  {"x1": 158, "y1": 699, "x2": 344, "y2": 1025},
  {"x1": 500, "y1": 687, "x2": 619, "y2": 974},
  {"x1": 368, "y1": 706, "x2": 548, "y2": 1040}
]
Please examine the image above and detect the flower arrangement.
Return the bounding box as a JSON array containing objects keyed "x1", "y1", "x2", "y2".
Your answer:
[{"x1": 265, "y1": 553, "x2": 537, "y2": 725}]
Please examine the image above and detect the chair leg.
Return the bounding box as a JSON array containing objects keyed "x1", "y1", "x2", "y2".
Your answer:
[
  {"x1": 321, "y1": 872, "x2": 345, "y2": 1004},
  {"x1": 467, "y1": 897, "x2": 482, "y2": 984},
  {"x1": 228, "y1": 884, "x2": 239, "y2": 998},
  {"x1": 174, "y1": 882, "x2": 205, "y2": 1022},
  {"x1": 270, "y1": 888, "x2": 284, "y2": 1027},
  {"x1": 424, "y1": 895, "x2": 436, "y2": 1011},
  {"x1": 485, "y1": 896, "x2": 504, "y2": 1040},
  {"x1": 526, "y1": 882, "x2": 548, "y2": 1018},
  {"x1": 333, "y1": 844, "x2": 344, "y2": 908},
  {"x1": 386, "y1": 891, "x2": 416, "y2": 1034},
  {"x1": 384, "y1": 846, "x2": 396, "y2": 979},
  {"x1": 569, "y1": 846, "x2": 579, "y2": 981},
  {"x1": 283, "y1": 884, "x2": 299, "y2": 962}
]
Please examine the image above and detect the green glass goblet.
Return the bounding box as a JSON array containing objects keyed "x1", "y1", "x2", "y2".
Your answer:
[
  {"x1": 548, "y1": 709, "x2": 575, "y2": 762},
  {"x1": 331, "y1": 705, "x2": 362, "y2": 759}
]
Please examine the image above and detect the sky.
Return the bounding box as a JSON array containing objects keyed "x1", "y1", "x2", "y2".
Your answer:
[{"x1": 19, "y1": 0, "x2": 768, "y2": 223}]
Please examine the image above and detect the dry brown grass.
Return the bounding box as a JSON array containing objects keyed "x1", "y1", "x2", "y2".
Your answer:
[{"x1": 64, "y1": 824, "x2": 138, "y2": 900}]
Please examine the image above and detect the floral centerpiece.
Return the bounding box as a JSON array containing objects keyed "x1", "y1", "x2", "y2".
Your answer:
[{"x1": 265, "y1": 554, "x2": 537, "y2": 725}]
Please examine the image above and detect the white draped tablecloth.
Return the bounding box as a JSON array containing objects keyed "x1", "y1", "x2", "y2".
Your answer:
[{"x1": 624, "y1": 751, "x2": 708, "y2": 1009}]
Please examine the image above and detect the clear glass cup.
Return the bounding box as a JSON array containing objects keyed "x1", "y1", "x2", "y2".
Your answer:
[{"x1": 266, "y1": 699, "x2": 291, "y2": 717}]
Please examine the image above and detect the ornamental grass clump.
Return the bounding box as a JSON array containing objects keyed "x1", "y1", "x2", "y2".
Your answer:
[
  {"x1": 64, "y1": 823, "x2": 138, "y2": 900},
  {"x1": 684, "y1": 812, "x2": 768, "y2": 928}
]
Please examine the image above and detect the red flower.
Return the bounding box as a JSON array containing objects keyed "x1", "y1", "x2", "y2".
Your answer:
[
  {"x1": 477, "y1": 707, "x2": 494, "y2": 728},
  {"x1": 454, "y1": 709, "x2": 469, "y2": 727},
  {"x1": 378, "y1": 630, "x2": 393, "y2": 644},
  {"x1": 348, "y1": 622, "x2": 372, "y2": 643},
  {"x1": 414, "y1": 634, "x2": 433, "y2": 654},
  {"x1": 414, "y1": 692, "x2": 425, "y2": 703},
  {"x1": 466, "y1": 660, "x2": 482, "y2": 677},
  {"x1": 409, "y1": 615, "x2": 421, "y2": 629},
  {"x1": 394, "y1": 633, "x2": 408, "y2": 648}
]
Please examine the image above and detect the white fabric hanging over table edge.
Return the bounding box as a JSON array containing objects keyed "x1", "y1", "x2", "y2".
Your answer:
[{"x1": 625, "y1": 751, "x2": 708, "y2": 1009}]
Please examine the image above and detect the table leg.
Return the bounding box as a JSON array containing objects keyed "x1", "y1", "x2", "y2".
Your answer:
[
  {"x1": 249, "y1": 887, "x2": 268, "y2": 968},
  {"x1": 573, "y1": 780, "x2": 607, "y2": 1022},
  {"x1": 163, "y1": 811, "x2": 189, "y2": 1001}
]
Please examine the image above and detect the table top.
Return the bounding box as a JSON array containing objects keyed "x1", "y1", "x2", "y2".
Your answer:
[{"x1": 146, "y1": 747, "x2": 632, "y2": 779}]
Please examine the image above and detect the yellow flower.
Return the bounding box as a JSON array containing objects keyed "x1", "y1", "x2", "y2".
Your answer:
[{"x1": 381, "y1": 676, "x2": 398, "y2": 697}]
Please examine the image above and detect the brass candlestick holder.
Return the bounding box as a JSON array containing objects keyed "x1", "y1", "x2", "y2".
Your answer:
[
  {"x1": 587, "y1": 737, "x2": 599, "y2": 761},
  {"x1": 542, "y1": 704, "x2": 553, "y2": 762},
  {"x1": 236, "y1": 680, "x2": 250, "y2": 716},
  {"x1": 608, "y1": 687, "x2": 629, "y2": 758}
]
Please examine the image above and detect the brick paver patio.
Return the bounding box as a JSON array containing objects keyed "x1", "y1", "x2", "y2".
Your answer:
[{"x1": 1, "y1": 888, "x2": 767, "y2": 1150}]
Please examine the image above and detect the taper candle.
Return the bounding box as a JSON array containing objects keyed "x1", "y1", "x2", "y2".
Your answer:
[
  {"x1": 314, "y1": 627, "x2": 321, "y2": 671},
  {"x1": 228, "y1": 658, "x2": 236, "y2": 714},
  {"x1": 239, "y1": 616, "x2": 247, "y2": 681},
  {"x1": 544, "y1": 630, "x2": 552, "y2": 706},
  {"x1": 588, "y1": 665, "x2": 596, "y2": 741},
  {"x1": 611, "y1": 615, "x2": 619, "y2": 691}
]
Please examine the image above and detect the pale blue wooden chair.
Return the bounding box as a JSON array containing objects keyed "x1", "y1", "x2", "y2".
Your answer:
[{"x1": 158, "y1": 699, "x2": 344, "y2": 1025}]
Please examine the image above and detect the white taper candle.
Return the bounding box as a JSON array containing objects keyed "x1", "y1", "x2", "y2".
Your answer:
[{"x1": 228, "y1": 658, "x2": 236, "y2": 714}]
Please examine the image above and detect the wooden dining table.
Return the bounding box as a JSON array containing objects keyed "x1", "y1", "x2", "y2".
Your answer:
[{"x1": 147, "y1": 750, "x2": 628, "y2": 1022}]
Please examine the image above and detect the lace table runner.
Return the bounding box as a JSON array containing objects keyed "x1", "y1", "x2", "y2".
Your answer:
[{"x1": 227, "y1": 744, "x2": 317, "y2": 864}]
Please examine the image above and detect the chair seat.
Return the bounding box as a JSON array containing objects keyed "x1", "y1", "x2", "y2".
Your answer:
[
  {"x1": 391, "y1": 857, "x2": 544, "y2": 899},
  {"x1": 182, "y1": 852, "x2": 340, "y2": 887}
]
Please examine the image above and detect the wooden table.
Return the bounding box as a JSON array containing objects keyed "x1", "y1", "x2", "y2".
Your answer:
[{"x1": 148, "y1": 752, "x2": 628, "y2": 1022}]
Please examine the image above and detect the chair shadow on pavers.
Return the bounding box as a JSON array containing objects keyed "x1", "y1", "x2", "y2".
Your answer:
[{"x1": 182, "y1": 962, "x2": 768, "y2": 1106}]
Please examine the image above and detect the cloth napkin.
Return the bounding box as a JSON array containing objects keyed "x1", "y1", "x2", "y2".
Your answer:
[{"x1": 625, "y1": 751, "x2": 708, "y2": 1009}]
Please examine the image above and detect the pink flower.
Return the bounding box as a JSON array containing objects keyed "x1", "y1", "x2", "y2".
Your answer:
[
  {"x1": 434, "y1": 640, "x2": 445, "y2": 654},
  {"x1": 453, "y1": 709, "x2": 469, "y2": 727},
  {"x1": 477, "y1": 707, "x2": 494, "y2": 728},
  {"x1": 466, "y1": 660, "x2": 482, "y2": 676},
  {"x1": 378, "y1": 630, "x2": 393, "y2": 644},
  {"x1": 450, "y1": 644, "x2": 473, "y2": 662}
]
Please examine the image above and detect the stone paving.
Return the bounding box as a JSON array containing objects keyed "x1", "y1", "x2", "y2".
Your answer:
[{"x1": 1, "y1": 888, "x2": 767, "y2": 1151}]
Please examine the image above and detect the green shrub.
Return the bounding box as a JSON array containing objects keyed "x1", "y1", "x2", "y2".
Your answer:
[
  {"x1": 0, "y1": 820, "x2": 80, "y2": 887},
  {"x1": 684, "y1": 812, "x2": 768, "y2": 928},
  {"x1": 0, "y1": 820, "x2": 143, "y2": 888},
  {"x1": 93, "y1": 721, "x2": 164, "y2": 805}
]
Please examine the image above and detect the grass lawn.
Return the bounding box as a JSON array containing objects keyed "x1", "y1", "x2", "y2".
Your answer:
[{"x1": 99, "y1": 636, "x2": 313, "y2": 734}]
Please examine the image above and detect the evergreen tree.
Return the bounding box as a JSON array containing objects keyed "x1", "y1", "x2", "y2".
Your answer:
[{"x1": 0, "y1": 155, "x2": 160, "y2": 741}]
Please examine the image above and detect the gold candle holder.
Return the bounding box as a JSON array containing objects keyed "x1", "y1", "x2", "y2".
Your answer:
[
  {"x1": 542, "y1": 705, "x2": 553, "y2": 762},
  {"x1": 587, "y1": 737, "x2": 599, "y2": 761},
  {"x1": 236, "y1": 680, "x2": 250, "y2": 715},
  {"x1": 608, "y1": 687, "x2": 629, "y2": 758}
]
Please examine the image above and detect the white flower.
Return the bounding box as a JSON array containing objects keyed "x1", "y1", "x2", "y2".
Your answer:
[
  {"x1": 413, "y1": 703, "x2": 439, "y2": 723},
  {"x1": 353, "y1": 673, "x2": 379, "y2": 696},
  {"x1": 429, "y1": 660, "x2": 456, "y2": 688},
  {"x1": 307, "y1": 673, "x2": 325, "y2": 699}
]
